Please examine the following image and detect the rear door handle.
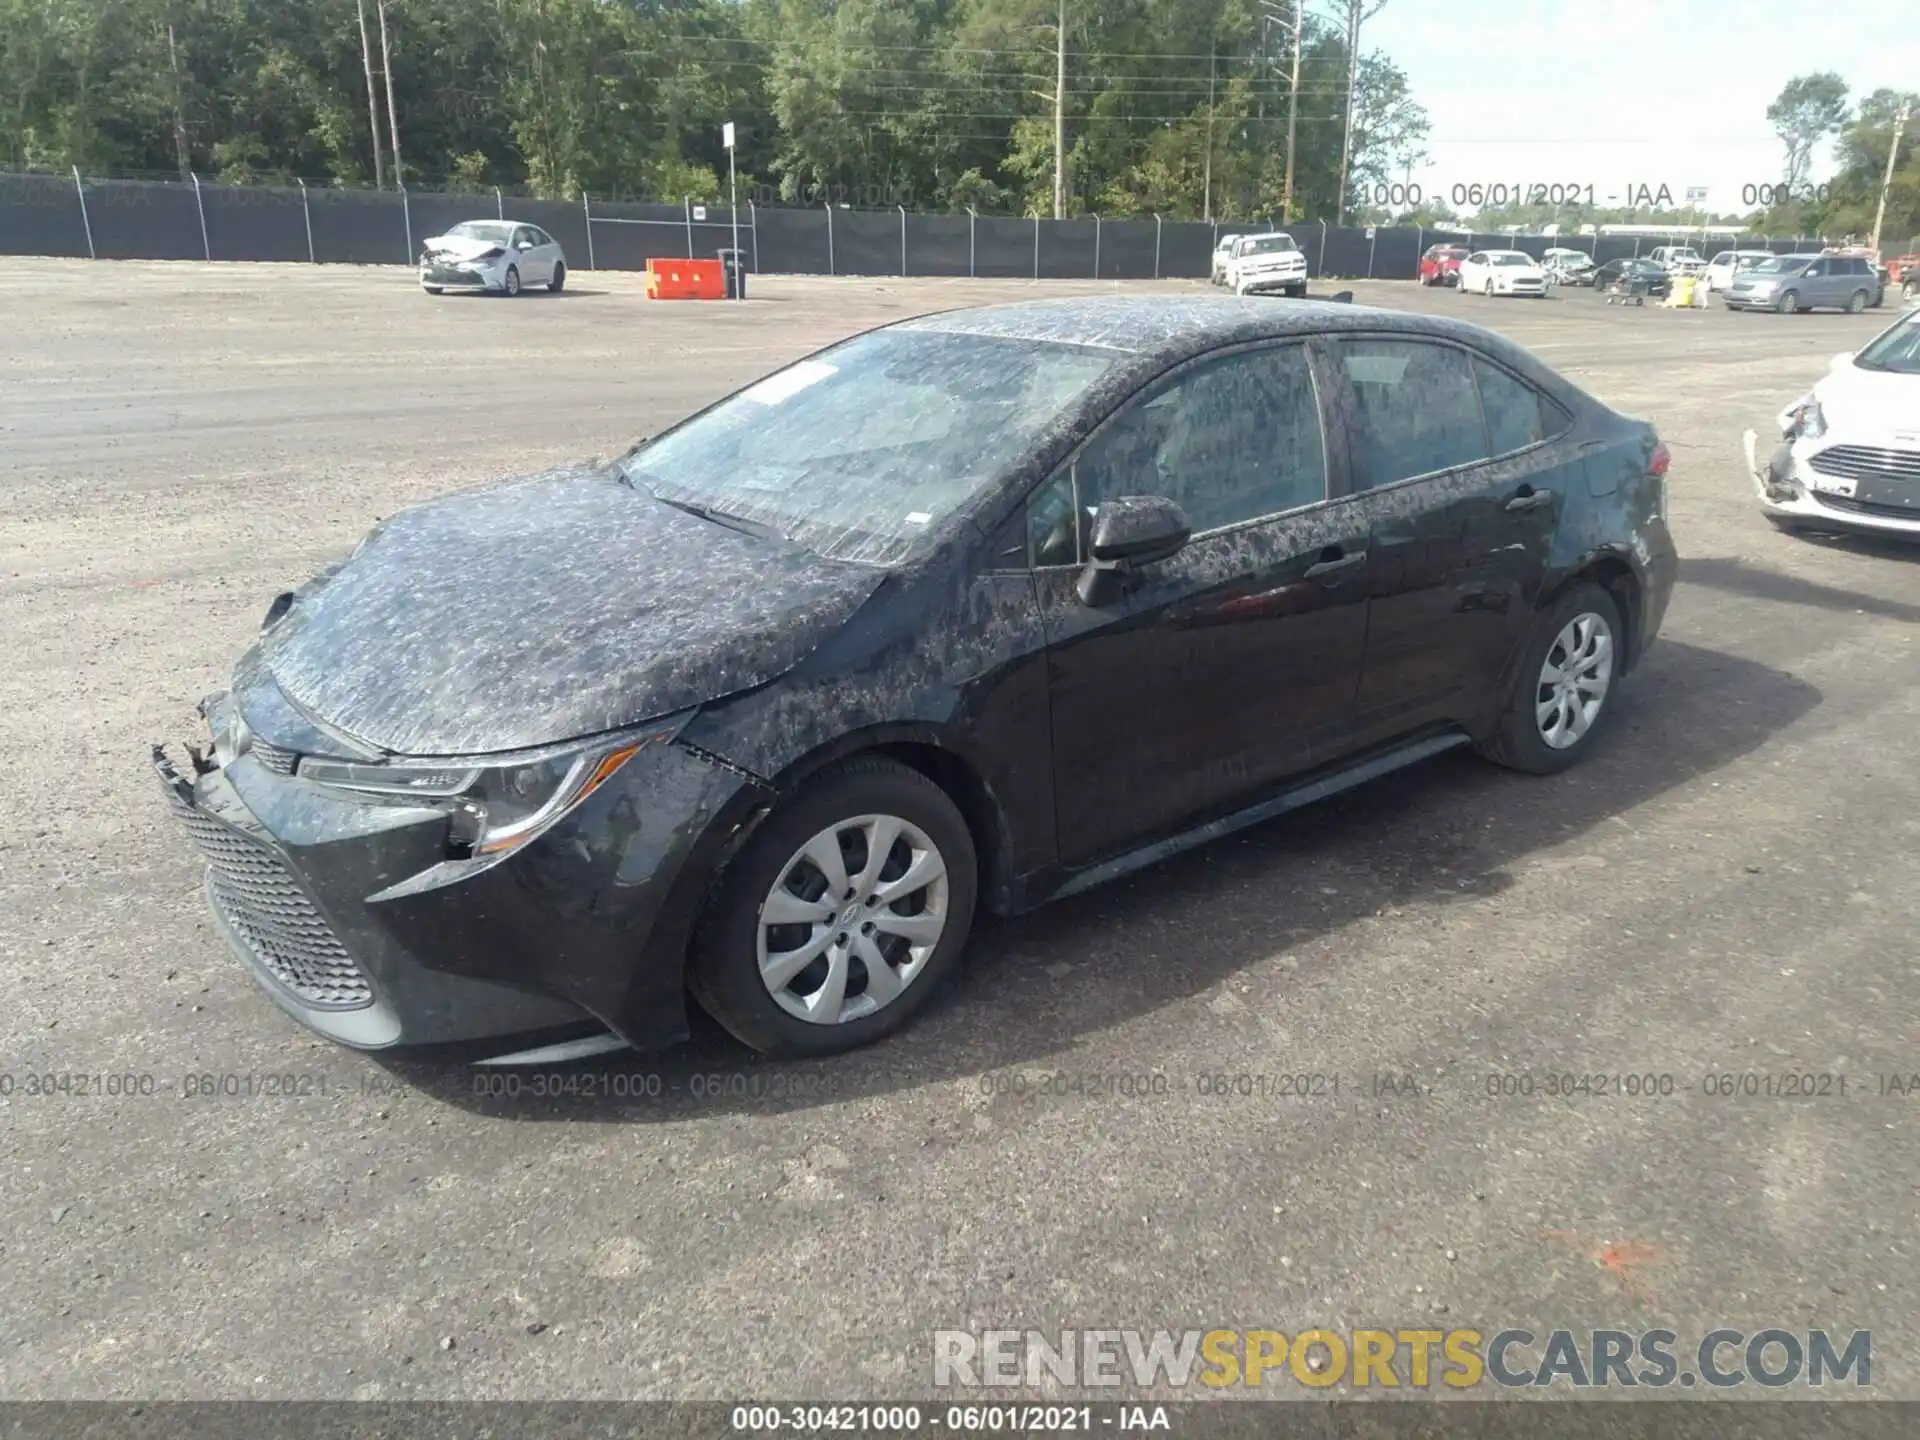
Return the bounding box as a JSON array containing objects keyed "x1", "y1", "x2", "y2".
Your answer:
[
  {"x1": 1505, "y1": 487, "x2": 1555, "y2": 512},
  {"x1": 1304, "y1": 549, "x2": 1367, "y2": 580}
]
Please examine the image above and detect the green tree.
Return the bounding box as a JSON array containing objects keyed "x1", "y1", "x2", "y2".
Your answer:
[{"x1": 1766, "y1": 72, "x2": 1849, "y2": 190}]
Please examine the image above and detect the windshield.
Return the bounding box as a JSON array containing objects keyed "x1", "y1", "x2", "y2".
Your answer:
[
  {"x1": 444, "y1": 220, "x2": 513, "y2": 242},
  {"x1": 1491, "y1": 253, "x2": 1533, "y2": 266},
  {"x1": 1245, "y1": 235, "x2": 1297, "y2": 254},
  {"x1": 1853, "y1": 312, "x2": 1920, "y2": 375},
  {"x1": 623, "y1": 329, "x2": 1119, "y2": 565},
  {"x1": 1751, "y1": 257, "x2": 1811, "y2": 275}
]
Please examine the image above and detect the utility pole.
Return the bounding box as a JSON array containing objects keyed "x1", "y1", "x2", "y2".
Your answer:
[
  {"x1": 377, "y1": 0, "x2": 404, "y2": 189},
  {"x1": 1284, "y1": 0, "x2": 1302, "y2": 223},
  {"x1": 165, "y1": 21, "x2": 190, "y2": 176},
  {"x1": 1201, "y1": 47, "x2": 1216, "y2": 223},
  {"x1": 1869, "y1": 99, "x2": 1911, "y2": 256},
  {"x1": 1053, "y1": 0, "x2": 1066, "y2": 219},
  {"x1": 356, "y1": 0, "x2": 385, "y2": 188},
  {"x1": 1335, "y1": 0, "x2": 1360, "y2": 225}
]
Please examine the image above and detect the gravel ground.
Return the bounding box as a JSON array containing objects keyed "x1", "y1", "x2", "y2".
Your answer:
[{"x1": 2, "y1": 261, "x2": 1916, "y2": 1402}]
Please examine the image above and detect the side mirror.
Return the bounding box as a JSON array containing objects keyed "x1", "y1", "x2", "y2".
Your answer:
[
  {"x1": 1830, "y1": 351, "x2": 1855, "y2": 372},
  {"x1": 1076, "y1": 496, "x2": 1190, "y2": 605}
]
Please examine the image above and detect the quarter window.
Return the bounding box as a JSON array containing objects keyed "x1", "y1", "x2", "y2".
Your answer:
[
  {"x1": 1335, "y1": 338, "x2": 1489, "y2": 488},
  {"x1": 1474, "y1": 358, "x2": 1558, "y2": 455}
]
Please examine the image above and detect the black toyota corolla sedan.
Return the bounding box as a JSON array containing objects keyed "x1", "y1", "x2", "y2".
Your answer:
[{"x1": 154, "y1": 295, "x2": 1677, "y2": 1061}]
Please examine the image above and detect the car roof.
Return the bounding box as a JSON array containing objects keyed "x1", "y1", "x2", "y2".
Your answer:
[{"x1": 896, "y1": 294, "x2": 1530, "y2": 365}]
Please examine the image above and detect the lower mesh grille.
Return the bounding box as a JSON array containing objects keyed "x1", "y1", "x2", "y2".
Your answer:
[{"x1": 174, "y1": 804, "x2": 373, "y2": 1010}]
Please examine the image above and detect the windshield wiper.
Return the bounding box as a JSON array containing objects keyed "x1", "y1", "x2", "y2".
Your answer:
[{"x1": 644, "y1": 490, "x2": 783, "y2": 543}]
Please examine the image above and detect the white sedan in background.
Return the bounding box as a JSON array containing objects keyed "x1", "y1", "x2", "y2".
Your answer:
[
  {"x1": 1745, "y1": 306, "x2": 1920, "y2": 540},
  {"x1": 1457, "y1": 250, "x2": 1547, "y2": 297},
  {"x1": 1704, "y1": 249, "x2": 1774, "y2": 292},
  {"x1": 419, "y1": 220, "x2": 568, "y2": 296}
]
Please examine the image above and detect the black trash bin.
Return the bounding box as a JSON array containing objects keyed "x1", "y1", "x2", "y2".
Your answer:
[{"x1": 717, "y1": 248, "x2": 747, "y2": 299}]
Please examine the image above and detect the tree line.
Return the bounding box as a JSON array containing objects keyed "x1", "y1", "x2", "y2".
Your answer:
[{"x1": 0, "y1": 0, "x2": 1428, "y2": 222}]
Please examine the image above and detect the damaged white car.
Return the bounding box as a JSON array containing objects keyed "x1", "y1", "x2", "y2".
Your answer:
[
  {"x1": 419, "y1": 220, "x2": 567, "y2": 296},
  {"x1": 1745, "y1": 306, "x2": 1920, "y2": 540}
]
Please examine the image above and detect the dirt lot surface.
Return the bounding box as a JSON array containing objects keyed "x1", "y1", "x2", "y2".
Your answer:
[{"x1": 3, "y1": 261, "x2": 1917, "y2": 1401}]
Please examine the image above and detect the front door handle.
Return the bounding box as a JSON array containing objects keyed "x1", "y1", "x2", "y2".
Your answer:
[
  {"x1": 1304, "y1": 548, "x2": 1367, "y2": 580},
  {"x1": 1505, "y1": 486, "x2": 1554, "y2": 512}
]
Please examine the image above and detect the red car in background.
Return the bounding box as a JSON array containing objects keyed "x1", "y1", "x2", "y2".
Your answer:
[{"x1": 1419, "y1": 244, "x2": 1469, "y2": 286}]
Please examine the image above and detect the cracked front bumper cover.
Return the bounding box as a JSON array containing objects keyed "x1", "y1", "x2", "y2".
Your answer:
[{"x1": 1744, "y1": 430, "x2": 1920, "y2": 538}]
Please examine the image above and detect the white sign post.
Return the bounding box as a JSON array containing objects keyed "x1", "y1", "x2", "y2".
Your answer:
[{"x1": 723, "y1": 120, "x2": 741, "y2": 300}]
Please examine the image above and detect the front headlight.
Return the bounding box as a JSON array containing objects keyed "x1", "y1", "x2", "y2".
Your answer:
[
  {"x1": 1789, "y1": 395, "x2": 1827, "y2": 440},
  {"x1": 298, "y1": 712, "x2": 693, "y2": 859}
]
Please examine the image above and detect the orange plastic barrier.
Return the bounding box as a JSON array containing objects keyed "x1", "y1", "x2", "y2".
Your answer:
[{"x1": 645, "y1": 258, "x2": 726, "y2": 300}]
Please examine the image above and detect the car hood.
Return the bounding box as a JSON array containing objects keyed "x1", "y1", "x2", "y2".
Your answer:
[
  {"x1": 422, "y1": 233, "x2": 506, "y2": 260},
  {"x1": 254, "y1": 464, "x2": 886, "y2": 756},
  {"x1": 1814, "y1": 366, "x2": 1920, "y2": 433}
]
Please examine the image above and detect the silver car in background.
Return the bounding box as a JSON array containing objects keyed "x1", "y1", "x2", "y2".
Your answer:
[
  {"x1": 1724, "y1": 254, "x2": 1881, "y2": 313},
  {"x1": 419, "y1": 220, "x2": 568, "y2": 296}
]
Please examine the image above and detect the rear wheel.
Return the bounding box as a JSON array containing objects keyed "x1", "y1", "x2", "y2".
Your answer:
[
  {"x1": 549, "y1": 262, "x2": 567, "y2": 293},
  {"x1": 1476, "y1": 582, "x2": 1623, "y2": 775},
  {"x1": 1845, "y1": 288, "x2": 1867, "y2": 314},
  {"x1": 690, "y1": 757, "x2": 978, "y2": 1058}
]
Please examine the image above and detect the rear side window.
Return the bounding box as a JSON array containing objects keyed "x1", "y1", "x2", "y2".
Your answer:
[
  {"x1": 1474, "y1": 358, "x2": 1562, "y2": 455},
  {"x1": 1335, "y1": 339, "x2": 1489, "y2": 488}
]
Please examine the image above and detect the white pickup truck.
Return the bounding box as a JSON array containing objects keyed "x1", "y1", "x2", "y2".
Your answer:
[
  {"x1": 1648, "y1": 246, "x2": 1706, "y2": 275},
  {"x1": 1227, "y1": 232, "x2": 1309, "y2": 297}
]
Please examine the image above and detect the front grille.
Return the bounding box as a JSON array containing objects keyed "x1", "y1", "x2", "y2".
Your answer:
[
  {"x1": 249, "y1": 738, "x2": 299, "y2": 775},
  {"x1": 171, "y1": 802, "x2": 373, "y2": 1009},
  {"x1": 1809, "y1": 445, "x2": 1920, "y2": 483},
  {"x1": 1812, "y1": 492, "x2": 1920, "y2": 522}
]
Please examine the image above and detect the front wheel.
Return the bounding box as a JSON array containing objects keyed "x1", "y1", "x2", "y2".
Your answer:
[
  {"x1": 548, "y1": 262, "x2": 567, "y2": 293},
  {"x1": 1776, "y1": 289, "x2": 1799, "y2": 314},
  {"x1": 689, "y1": 757, "x2": 979, "y2": 1058},
  {"x1": 502, "y1": 264, "x2": 521, "y2": 297},
  {"x1": 1476, "y1": 582, "x2": 1623, "y2": 775},
  {"x1": 1286, "y1": 283, "x2": 1306, "y2": 298}
]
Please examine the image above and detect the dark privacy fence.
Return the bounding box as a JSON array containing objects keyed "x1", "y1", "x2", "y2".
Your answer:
[{"x1": 0, "y1": 172, "x2": 1825, "y2": 281}]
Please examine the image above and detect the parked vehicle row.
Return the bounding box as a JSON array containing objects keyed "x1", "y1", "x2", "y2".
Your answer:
[
  {"x1": 153, "y1": 294, "x2": 1676, "y2": 1061},
  {"x1": 1745, "y1": 305, "x2": 1920, "y2": 541}
]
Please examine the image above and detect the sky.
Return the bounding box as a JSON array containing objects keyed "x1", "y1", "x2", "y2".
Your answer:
[{"x1": 1361, "y1": 0, "x2": 1914, "y2": 220}]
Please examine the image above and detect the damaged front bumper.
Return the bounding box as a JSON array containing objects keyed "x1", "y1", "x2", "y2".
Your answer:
[
  {"x1": 1744, "y1": 429, "x2": 1920, "y2": 539},
  {"x1": 152, "y1": 683, "x2": 758, "y2": 1053}
]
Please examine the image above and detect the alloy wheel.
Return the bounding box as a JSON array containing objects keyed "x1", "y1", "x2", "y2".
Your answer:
[
  {"x1": 756, "y1": 814, "x2": 950, "y2": 1025},
  {"x1": 1535, "y1": 611, "x2": 1614, "y2": 750}
]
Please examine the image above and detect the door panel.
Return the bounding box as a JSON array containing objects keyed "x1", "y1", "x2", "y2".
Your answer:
[{"x1": 1040, "y1": 503, "x2": 1372, "y2": 866}]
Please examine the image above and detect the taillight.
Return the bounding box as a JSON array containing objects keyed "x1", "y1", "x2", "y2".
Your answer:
[{"x1": 1648, "y1": 440, "x2": 1670, "y2": 477}]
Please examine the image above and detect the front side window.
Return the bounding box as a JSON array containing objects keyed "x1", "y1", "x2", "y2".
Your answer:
[
  {"x1": 626, "y1": 329, "x2": 1119, "y2": 565},
  {"x1": 1069, "y1": 344, "x2": 1328, "y2": 542},
  {"x1": 1335, "y1": 338, "x2": 1489, "y2": 489}
]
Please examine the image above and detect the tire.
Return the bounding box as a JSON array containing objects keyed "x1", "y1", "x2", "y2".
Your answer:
[
  {"x1": 548, "y1": 262, "x2": 567, "y2": 294},
  {"x1": 1776, "y1": 289, "x2": 1798, "y2": 314},
  {"x1": 1286, "y1": 283, "x2": 1306, "y2": 298},
  {"x1": 689, "y1": 757, "x2": 979, "y2": 1058},
  {"x1": 1475, "y1": 582, "x2": 1624, "y2": 776},
  {"x1": 1845, "y1": 288, "x2": 1867, "y2": 314},
  {"x1": 502, "y1": 265, "x2": 521, "y2": 297},
  {"x1": 422, "y1": 286, "x2": 442, "y2": 295}
]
